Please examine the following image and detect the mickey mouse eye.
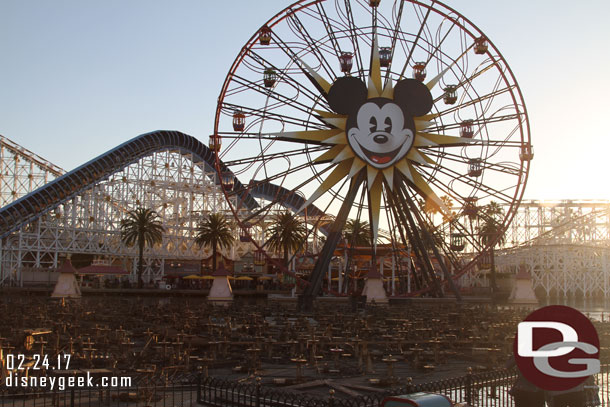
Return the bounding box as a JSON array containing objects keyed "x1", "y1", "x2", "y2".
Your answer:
[
  {"x1": 369, "y1": 117, "x2": 377, "y2": 133},
  {"x1": 384, "y1": 117, "x2": 392, "y2": 132}
]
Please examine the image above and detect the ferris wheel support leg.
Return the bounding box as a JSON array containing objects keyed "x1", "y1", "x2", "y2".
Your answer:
[
  {"x1": 385, "y1": 191, "x2": 431, "y2": 292},
  {"x1": 392, "y1": 187, "x2": 444, "y2": 298},
  {"x1": 384, "y1": 192, "x2": 423, "y2": 293},
  {"x1": 403, "y1": 193, "x2": 463, "y2": 302},
  {"x1": 299, "y1": 171, "x2": 366, "y2": 312},
  {"x1": 390, "y1": 201, "x2": 432, "y2": 289}
]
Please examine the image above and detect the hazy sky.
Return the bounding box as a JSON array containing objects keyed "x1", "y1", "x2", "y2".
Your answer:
[{"x1": 2, "y1": 0, "x2": 610, "y2": 201}]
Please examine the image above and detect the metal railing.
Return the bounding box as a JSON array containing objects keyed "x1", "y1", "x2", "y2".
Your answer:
[
  {"x1": 197, "y1": 365, "x2": 608, "y2": 407},
  {"x1": 1, "y1": 365, "x2": 607, "y2": 407}
]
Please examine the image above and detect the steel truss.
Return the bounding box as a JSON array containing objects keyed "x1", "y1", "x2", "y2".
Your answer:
[
  {"x1": 496, "y1": 245, "x2": 610, "y2": 298},
  {"x1": 0, "y1": 131, "x2": 323, "y2": 286},
  {"x1": 463, "y1": 200, "x2": 610, "y2": 297},
  {"x1": 0, "y1": 150, "x2": 250, "y2": 285},
  {"x1": 0, "y1": 135, "x2": 63, "y2": 207}
]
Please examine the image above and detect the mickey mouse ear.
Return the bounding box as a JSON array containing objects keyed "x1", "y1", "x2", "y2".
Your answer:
[
  {"x1": 393, "y1": 79, "x2": 433, "y2": 117},
  {"x1": 327, "y1": 77, "x2": 368, "y2": 115}
]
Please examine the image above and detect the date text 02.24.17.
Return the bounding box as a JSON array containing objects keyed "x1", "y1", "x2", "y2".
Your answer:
[{"x1": 5, "y1": 354, "x2": 71, "y2": 371}]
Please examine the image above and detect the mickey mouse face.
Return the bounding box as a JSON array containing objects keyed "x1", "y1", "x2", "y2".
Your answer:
[
  {"x1": 347, "y1": 99, "x2": 413, "y2": 168},
  {"x1": 327, "y1": 77, "x2": 433, "y2": 169}
]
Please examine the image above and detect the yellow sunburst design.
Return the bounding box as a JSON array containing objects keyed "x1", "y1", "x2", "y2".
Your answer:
[{"x1": 274, "y1": 38, "x2": 473, "y2": 245}]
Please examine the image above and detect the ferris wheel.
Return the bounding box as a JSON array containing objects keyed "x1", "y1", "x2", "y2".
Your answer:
[{"x1": 212, "y1": 0, "x2": 531, "y2": 299}]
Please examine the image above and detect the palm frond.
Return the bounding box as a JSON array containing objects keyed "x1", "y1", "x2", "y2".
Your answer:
[
  {"x1": 195, "y1": 213, "x2": 235, "y2": 250},
  {"x1": 266, "y1": 211, "x2": 306, "y2": 254},
  {"x1": 120, "y1": 207, "x2": 165, "y2": 248}
]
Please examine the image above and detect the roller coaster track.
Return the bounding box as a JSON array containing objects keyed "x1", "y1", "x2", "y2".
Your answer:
[
  {"x1": 511, "y1": 208, "x2": 609, "y2": 249},
  {"x1": 0, "y1": 130, "x2": 331, "y2": 240}
]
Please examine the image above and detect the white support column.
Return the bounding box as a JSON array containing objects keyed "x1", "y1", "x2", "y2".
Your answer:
[
  {"x1": 391, "y1": 255, "x2": 395, "y2": 296},
  {"x1": 601, "y1": 250, "x2": 610, "y2": 298}
]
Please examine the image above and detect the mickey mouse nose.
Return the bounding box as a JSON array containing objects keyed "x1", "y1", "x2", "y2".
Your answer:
[{"x1": 373, "y1": 134, "x2": 388, "y2": 144}]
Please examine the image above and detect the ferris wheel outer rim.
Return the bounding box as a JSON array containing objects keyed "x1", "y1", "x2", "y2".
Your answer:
[{"x1": 212, "y1": 0, "x2": 532, "y2": 295}]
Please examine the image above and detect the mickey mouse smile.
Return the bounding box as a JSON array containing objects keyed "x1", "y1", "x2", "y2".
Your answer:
[{"x1": 352, "y1": 139, "x2": 403, "y2": 165}]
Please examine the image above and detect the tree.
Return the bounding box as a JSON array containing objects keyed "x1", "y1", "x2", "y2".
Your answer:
[
  {"x1": 266, "y1": 211, "x2": 306, "y2": 267},
  {"x1": 440, "y1": 195, "x2": 454, "y2": 223},
  {"x1": 419, "y1": 223, "x2": 443, "y2": 251},
  {"x1": 342, "y1": 218, "x2": 372, "y2": 293},
  {"x1": 195, "y1": 213, "x2": 235, "y2": 275},
  {"x1": 477, "y1": 201, "x2": 505, "y2": 293},
  {"x1": 343, "y1": 219, "x2": 371, "y2": 247},
  {"x1": 120, "y1": 207, "x2": 165, "y2": 288},
  {"x1": 478, "y1": 201, "x2": 506, "y2": 246}
]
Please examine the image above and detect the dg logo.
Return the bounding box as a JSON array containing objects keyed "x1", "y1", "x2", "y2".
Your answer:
[{"x1": 514, "y1": 305, "x2": 600, "y2": 391}]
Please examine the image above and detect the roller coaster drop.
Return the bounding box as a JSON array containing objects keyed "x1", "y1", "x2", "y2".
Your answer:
[{"x1": 0, "y1": 131, "x2": 328, "y2": 286}]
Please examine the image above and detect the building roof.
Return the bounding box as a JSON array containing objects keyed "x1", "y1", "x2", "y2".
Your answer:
[
  {"x1": 56, "y1": 259, "x2": 77, "y2": 274},
  {"x1": 212, "y1": 262, "x2": 231, "y2": 277}
]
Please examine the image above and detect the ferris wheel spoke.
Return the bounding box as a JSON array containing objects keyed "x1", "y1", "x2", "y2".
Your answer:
[
  {"x1": 370, "y1": 1, "x2": 379, "y2": 34},
  {"x1": 419, "y1": 148, "x2": 520, "y2": 166},
  {"x1": 384, "y1": 190, "x2": 415, "y2": 275},
  {"x1": 451, "y1": 221, "x2": 483, "y2": 248},
  {"x1": 425, "y1": 113, "x2": 524, "y2": 134},
  {"x1": 423, "y1": 20, "x2": 458, "y2": 68},
  {"x1": 287, "y1": 10, "x2": 337, "y2": 80},
  {"x1": 314, "y1": 3, "x2": 343, "y2": 55},
  {"x1": 272, "y1": 33, "x2": 335, "y2": 97},
  {"x1": 433, "y1": 85, "x2": 516, "y2": 117},
  {"x1": 223, "y1": 146, "x2": 328, "y2": 167},
  {"x1": 419, "y1": 154, "x2": 523, "y2": 181},
  {"x1": 253, "y1": 161, "x2": 335, "y2": 196},
  {"x1": 383, "y1": 0, "x2": 406, "y2": 85},
  {"x1": 246, "y1": 50, "x2": 330, "y2": 108},
  {"x1": 229, "y1": 74, "x2": 325, "y2": 119},
  {"x1": 222, "y1": 131, "x2": 340, "y2": 148},
  {"x1": 239, "y1": 164, "x2": 340, "y2": 225},
  {"x1": 221, "y1": 103, "x2": 328, "y2": 130},
  {"x1": 343, "y1": 0, "x2": 366, "y2": 82},
  {"x1": 417, "y1": 163, "x2": 515, "y2": 204},
  {"x1": 398, "y1": 6, "x2": 432, "y2": 79}
]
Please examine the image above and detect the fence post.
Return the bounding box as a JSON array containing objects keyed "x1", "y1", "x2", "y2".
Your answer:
[
  {"x1": 465, "y1": 367, "x2": 473, "y2": 406},
  {"x1": 196, "y1": 366, "x2": 202, "y2": 404},
  {"x1": 70, "y1": 388, "x2": 75, "y2": 407},
  {"x1": 328, "y1": 389, "x2": 335, "y2": 407},
  {"x1": 406, "y1": 377, "x2": 413, "y2": 394},
  {"x1": 256, "y1": 376, "x2": 261, "y2": 407}
]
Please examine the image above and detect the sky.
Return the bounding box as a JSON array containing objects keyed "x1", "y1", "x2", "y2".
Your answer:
[{"x1": 1, "y1": 0, "x2": 610, "y2": 201}]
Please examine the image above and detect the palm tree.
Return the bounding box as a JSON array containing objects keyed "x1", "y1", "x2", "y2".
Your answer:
[
  {"x1": 342, "y1": 219, "x2": 371, "y2": 292},
  {"x1": 478, "y1": 201, "x2": 506, "y2": 246},
  {"x1": 266, "y1": 211, "x2": 306, "y2": 267},
  {"x1": 343, "y1": 219, "x2": 371, "y2": 247},
  {"x1": 477, "y1": 201, "x2": 505, "y2": 293},
  {"x1": 440, "y1": 195, "x2": 453, "y2": 223},
  {"x1": 195, "y1": 213, "x2": 235, "y2": 275},
  {"x1": 419, "y1": 223, "x2": 443, "y2": 251},
  {"x1": 120, "y1": 207, "x2": 165, "y2": 288}
]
